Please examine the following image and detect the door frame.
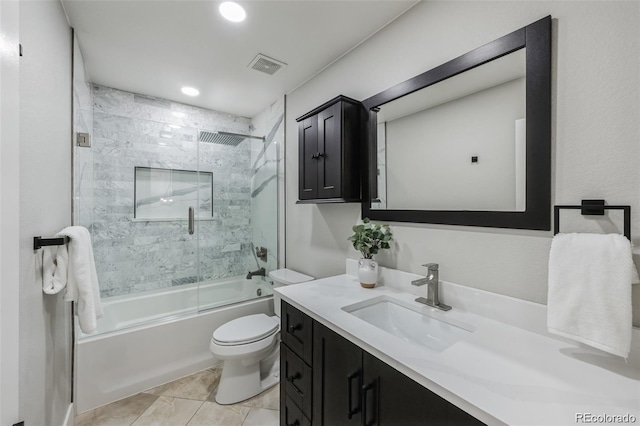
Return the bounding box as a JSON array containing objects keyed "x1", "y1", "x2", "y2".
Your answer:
[{"x1": 0, "y1": 0, "x2": 21, "y2": 424}]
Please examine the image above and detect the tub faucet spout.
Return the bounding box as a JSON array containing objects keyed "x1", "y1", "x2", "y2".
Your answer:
[{"x1": 246, "y1": 267, "x2": 266, "y2": 279}]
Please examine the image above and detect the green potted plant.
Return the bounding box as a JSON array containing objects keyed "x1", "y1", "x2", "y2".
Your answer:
[{"x1": 348, "y1": 218, "x2": 393, "y2": 288}]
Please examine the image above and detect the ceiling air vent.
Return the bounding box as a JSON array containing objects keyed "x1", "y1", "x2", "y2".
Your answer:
[{"x1": 248, "y1": 54, "x2": 287, "y2": 76}]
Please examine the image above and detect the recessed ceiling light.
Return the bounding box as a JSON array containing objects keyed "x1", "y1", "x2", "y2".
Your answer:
[
  {"x1": 172, "y1": 111, "x2": 186, "y2": 118},
  {"x1": 219, "y1": 2, "x2": 246, "y2": 22},
  {"x1": 181, "y1": 87, "x2": 200, "y2": 96}
]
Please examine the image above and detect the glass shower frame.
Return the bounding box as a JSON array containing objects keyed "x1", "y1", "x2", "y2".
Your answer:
[{"x1": 72, "y1": 82, "x2": 277, "y2": 337}]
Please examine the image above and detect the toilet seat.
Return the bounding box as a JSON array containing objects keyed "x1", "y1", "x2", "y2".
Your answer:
[{"x1": 212, "y1": 314, "x2": 279, "y2": 346}]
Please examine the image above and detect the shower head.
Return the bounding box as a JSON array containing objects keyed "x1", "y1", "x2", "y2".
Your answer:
[
  {"x1": 199, "y1": 131, "x2": 245, "y2": 147},
  {"x1": 198, "y1": 131, "x2": 265, "y2": 147}
]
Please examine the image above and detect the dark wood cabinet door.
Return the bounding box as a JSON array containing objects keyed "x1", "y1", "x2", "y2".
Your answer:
[
  {"x1": 298, "y1": 116, "x2": 318, "y2": 200},
  {"x1": 362, "y1": 352, "x2": 484, "y2": 426},
  {"x1": 446, "y1": 404, "x2": 485, "y2": 426},
  {"x1": 317, "y1": 102, "x2": 342, "y2": 199},
  {"x1": 281, "y1": 302, "x2": 313, "y2": 365},
  {"x1": 282, "y1": 394, "x2": 311, "y2": 426},
  {"x1": 362, "y1": 352, "x2": 439, "y2": 426},
  {"x1": 281, "y1": 344, "x2": 313, "y2": 419},
  {"x1": 312, "y1": 322, "x2": 363, "y2": 426}
]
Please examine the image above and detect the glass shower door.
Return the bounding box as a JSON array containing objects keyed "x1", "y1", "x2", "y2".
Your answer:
[
  {"x1": 83, "y1": 89, "x2": 204, "y2": 334},
  {"x1": 196, "y1": 97, "x2": 284, "y2": 312}
]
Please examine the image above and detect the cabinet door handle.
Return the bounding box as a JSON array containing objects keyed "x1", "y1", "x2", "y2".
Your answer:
[
  {"x1": 362, "y1": 381, "x2": 377, "y2": 426},
  {"x1": 287, "y1": 372, "x2": 301, "y2": 383},
  {"x1": 347, "y1": 371, "x2": 361, "y2": 419},
  {"x1": 317, "y1": 152, "x2": 325, "y2": 158},
  {"x1": 288, "y1": 324, "x2": 302, "y2": 333},
  {"x1": 311, "y1": 153, "x2": 319, "y2": 159},
  {"x1": 287, "y1": 323, "x2": 304, "y2": 344},
  {"x1": 287, "y1": 421, "x2": 300, "y2": 426}
]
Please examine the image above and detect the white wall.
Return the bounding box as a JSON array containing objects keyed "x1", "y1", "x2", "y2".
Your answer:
[
  {"x1": 384, "y1": 78, "x2": 525, "y2": 211},
  {"x1": 19, "y1": 1, "x2": 73, "y2": 424},
  {"x1": 285, "y1": 2, "x2": 640, "y2": 325},
  {"x1": 0, "y1": 1, "x2": 21, "y2": 424}
]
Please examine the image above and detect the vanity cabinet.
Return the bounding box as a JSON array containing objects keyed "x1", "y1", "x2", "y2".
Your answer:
[
  {"x1": 296, "y1": 95, "x2": 362, "y2": 203},
  {"x1": 280, "y1": 301, "x2": 485, "y2": 426},
  {"x1": 313, "y1": 321, "x2": 484, "y2": 426}
]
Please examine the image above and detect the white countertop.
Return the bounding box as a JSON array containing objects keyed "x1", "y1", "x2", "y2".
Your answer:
[{"x1": 274, "y1": 265, "x2": 640, "y2": 425}]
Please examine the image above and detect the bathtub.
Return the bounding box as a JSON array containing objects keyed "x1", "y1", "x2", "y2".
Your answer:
[{"x1": 75, "y1": 276, "x2": 274, "y2": 413}]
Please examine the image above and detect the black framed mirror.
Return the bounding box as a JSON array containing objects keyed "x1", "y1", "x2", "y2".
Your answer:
[{"x1": 362, "y1": 16, "x2": 551, "y2": 230}]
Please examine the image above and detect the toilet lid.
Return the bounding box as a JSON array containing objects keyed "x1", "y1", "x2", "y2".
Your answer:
[{"x1": 212, "y1": 314, "x2": 279, "y2": 345}]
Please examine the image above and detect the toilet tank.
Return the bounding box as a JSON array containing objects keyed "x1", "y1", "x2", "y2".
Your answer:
[{"x1": 269, "y1": 269, "x2": 314, "y2": 317}]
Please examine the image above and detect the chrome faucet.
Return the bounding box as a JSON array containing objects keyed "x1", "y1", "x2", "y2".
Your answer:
[
  {"x1": 246, "y1": 267, "x2": 266, "y2": 279},
  {"x1": 411, "y1": 263, "x2": 451, "y2": 311}
]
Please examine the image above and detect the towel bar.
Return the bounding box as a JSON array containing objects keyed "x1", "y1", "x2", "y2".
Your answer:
[
  {"x1": 33, "y1": 236, "x2": 69, "y2": 250},
  {"x1": 554, "y1": 200, "x2": 631, "y2": 240}
]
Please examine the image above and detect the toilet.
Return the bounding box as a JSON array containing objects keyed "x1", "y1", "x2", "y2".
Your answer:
[{"x1": 210, "y1": 268, "x2": 314, "y2": 404}]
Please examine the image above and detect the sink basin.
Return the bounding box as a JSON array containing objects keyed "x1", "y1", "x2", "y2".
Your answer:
[{"x1": 342, "y1": 296, "x2": 473, "y2": 352}]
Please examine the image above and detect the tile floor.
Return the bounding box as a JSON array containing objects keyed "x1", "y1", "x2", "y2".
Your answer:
[{"x1": 75, "y1": 368, "x2": 280, "y2": 426}]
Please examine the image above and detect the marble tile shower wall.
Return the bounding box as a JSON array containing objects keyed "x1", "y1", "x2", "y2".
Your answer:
[{"x1": 90, "y1": 86, "x2": 256, "y2": 298}]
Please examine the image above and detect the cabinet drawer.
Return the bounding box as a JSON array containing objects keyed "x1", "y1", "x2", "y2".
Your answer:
[
  {"x1": 282, "y1": 394, "x2": 312, "y2": 426},
  {"x1": 281, "y1": 301, "x2": 312, "y2": 364},
  {"x1": 282, "y1": 343, "x2": 312, "y2": 419}
]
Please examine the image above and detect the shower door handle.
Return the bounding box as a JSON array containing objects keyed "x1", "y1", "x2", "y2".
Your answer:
[{"x1": 188, "y1": 207, "x2": 195, "y2": 235}]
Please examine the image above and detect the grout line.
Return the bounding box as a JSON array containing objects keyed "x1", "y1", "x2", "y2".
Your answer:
[
  {"x1": 148, "y1": 393, "x2": 217, "y2": 403},
  {"x1": 130, "y1": 395, "x2": 160, "y2": 426},
  {"x1": 240, "y1": 406, "x2": 252, "y2": 426},
  {"x1": 184, "y1": 400, "x2": 205, "y2": 426}
]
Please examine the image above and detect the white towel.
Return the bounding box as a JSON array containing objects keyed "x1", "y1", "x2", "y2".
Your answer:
[
  {"x1": 42, "y1": 246, "x2": 68, "y2": 295},
  {"x1": 54, "y1": 226, "x2": 103, "y2": 334},
  {"x1": 547, "y1": 233, "x2": 638, "y2": 357}
]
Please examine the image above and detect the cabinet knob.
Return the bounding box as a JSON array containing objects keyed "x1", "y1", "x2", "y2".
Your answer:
[
  {"x1": 287, "y1": 372, "x2": 302, "y2": 383},
  {"x1": 288, "y1": 324, "x2": 302, "y2": 333}
]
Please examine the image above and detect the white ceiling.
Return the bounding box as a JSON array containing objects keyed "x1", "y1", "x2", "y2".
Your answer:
[{"x1": 62, "y1": 0, "x2": 418, "y2": 118}]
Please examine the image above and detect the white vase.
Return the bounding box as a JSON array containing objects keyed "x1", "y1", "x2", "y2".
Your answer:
[{"x1": 358, "y1": 258, "x2": 378, "y2": 288}]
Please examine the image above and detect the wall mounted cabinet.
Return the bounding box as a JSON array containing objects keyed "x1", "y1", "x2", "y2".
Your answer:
[
  {"x1": 296, "y1": 95, "x2": 363, "y2": 203},
  {"x1": 280, "y1": 301, "x2": 485, "y2": 426}
]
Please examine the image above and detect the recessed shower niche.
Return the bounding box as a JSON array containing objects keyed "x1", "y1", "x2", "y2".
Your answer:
[{"x1": 134, "y1": 167, "x2": 214, "y2": 220}]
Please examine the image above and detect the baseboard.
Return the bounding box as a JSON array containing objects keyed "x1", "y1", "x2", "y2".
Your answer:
[{"x1": 63, "y1": 403, "x2": 73, "y2": 426}]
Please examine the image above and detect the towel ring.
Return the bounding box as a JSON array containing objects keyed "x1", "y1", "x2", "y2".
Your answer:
[{"x1": 554, "y1": 200, "x2": 631, "y2": 240}]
